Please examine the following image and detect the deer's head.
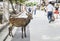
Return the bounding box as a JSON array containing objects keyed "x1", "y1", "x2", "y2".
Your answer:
[{"x1": 26, "y1": 12, "x2": 33, "y2": 20}]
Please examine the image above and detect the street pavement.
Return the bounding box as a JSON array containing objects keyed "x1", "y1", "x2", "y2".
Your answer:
[
  {"x1": 30, "y1": 10, "x2": 60, "y2": 41},
  {"x1": 0, "y1": 23, "x2": 9, "y2": 41},
  {"x1": 11, "y1": 26, "x2": 30, "y2": 41},
  {"x1": 0, "y1": 22, "x2": 9, "y2": 32}
]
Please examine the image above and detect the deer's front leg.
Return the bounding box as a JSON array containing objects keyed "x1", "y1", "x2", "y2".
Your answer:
[
  {"x1": 24, "y1": 27, "x2": 26, "y2": 38},
  {"x1": 9, "y1": 26, "x2": 14, "y2": 37},
  {"x1": 9, "y1": 26, "x2": 12, "y2": 36}
]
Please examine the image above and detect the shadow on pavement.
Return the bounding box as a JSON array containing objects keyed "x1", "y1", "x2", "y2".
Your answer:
[{"x1": 11, "y1": 26, "x2": 30, "y2": 41}]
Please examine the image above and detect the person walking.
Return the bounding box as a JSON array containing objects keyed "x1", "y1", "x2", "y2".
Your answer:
[
  {"x1": 46, "y1": 1, "x2": 55, "y2": 23},
  {"x1": 33, "y1": 6, "x2": 36, "y2": 15},
  {"x1": 28, "y1": 7, "x2": 31, "y2": 13}
]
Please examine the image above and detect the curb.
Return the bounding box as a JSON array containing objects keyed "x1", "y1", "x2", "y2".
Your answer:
[{"x1": 0, "y1": 22, "x2": 9, "y2": 32}]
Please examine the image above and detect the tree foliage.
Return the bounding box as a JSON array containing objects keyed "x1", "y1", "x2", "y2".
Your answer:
[
  {"x1": 9, "y1": 0, "x2": 28, "y2": 14},
  {"x1": 26, "y1": 2, "x2": 37, "y2": 6}
]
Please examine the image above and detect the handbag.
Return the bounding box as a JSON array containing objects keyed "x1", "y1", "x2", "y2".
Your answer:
[{"x1": 51, "y1": 15, "x2": 55, "y2": 21}]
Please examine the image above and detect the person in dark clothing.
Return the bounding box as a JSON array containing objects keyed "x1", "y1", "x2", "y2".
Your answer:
[{"x1": 28, "y1": 7, "x2": 31, "y2": 12}]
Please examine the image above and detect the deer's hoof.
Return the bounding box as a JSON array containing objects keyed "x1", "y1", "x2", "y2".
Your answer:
[
  {"x1": 25, "y1": 35, "x2": 27, "y2": 38},
  {"x1": 12, "y1": 35, "x2": 14, "y2": 37},
  {"x1": 9, "y1": 34, "x2": 11, "y2": 36},
  {"x1": 22, "y1": 36, "x2": 24, "y2": 39}
]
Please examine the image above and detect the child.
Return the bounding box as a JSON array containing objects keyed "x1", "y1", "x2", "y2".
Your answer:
[{"x1": 54, "y1": 7, "x2": 59, "y2": 19}]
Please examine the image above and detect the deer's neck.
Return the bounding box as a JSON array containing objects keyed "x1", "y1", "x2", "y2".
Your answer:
[{"x1": 26, "y1": 17, "x2": 30, "y2": 23}]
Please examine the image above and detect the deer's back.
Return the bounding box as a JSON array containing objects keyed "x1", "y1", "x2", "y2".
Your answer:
[{"x1": 9, "y1": 18, "x2": 27, "y2": 27}]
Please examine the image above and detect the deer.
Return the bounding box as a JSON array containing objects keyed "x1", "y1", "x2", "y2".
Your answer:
[{"x1": 8, "y1": 12, "x2": 33, "y2": 38}]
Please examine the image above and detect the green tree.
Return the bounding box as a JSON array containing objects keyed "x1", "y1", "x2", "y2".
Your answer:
[
  {"x1": 9, "y1": 0, "x2": 16, "y2": 14},
  {"x1": 9, "y1": 0, "x2": 28, "y2": 14},
  {"x1": 18, "y1": 0, "x2": 28, "y2": 12},
  {"x1": 14, "y1": 0, "x2": 28, "y2": 12}
]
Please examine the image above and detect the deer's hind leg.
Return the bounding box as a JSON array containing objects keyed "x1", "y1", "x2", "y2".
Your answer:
[
  {"x1": 9, "y1": 23, "x2": 14, "y2": 37},
  {"x1": 21, "y1": 27, "x2": 24, "y2": 38}
]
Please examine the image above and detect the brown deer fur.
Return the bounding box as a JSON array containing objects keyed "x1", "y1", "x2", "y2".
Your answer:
[{"x1": 9, "y1": 13, "x2": 32, "y2": 38}]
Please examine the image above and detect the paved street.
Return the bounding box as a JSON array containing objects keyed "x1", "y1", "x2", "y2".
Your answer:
[
  {"x1": 0, "y1": 23, "x2": 9, "y2": 41},
  {"x1": 30, "y1": 10, "x2": 60, "y2": 41}
]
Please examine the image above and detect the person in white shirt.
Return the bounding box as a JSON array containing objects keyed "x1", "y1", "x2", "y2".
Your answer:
[{"x1": 46, "y1": 1, "x2": 54, "y2": 23}]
